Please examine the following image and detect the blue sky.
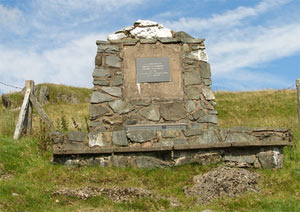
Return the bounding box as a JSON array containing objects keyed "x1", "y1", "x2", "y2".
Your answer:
[{"x1": 0, "y1": 0, "x2": 299, "y2": 94}]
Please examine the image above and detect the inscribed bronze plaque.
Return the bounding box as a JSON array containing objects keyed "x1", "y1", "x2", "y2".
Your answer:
[{"x1": 136, "y1": 58, "x2": 170, "y2": 83}]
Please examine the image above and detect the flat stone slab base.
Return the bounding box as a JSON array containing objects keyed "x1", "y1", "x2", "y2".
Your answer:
[{"x1": 52, "y1": 127, "x2": 293, "y2": 169}]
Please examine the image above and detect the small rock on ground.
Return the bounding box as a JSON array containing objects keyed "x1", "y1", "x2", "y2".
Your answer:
[{"x1": 184, "y1": 166, "x2": 260, "y2": 204}]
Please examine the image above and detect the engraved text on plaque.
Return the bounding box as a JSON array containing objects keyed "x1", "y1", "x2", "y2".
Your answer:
[{"x1": 136, "y1": 58, "x2": 170, "y2": 83}]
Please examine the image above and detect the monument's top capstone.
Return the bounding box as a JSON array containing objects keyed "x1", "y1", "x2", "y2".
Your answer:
[
  {"x1": 108, "y1": 20, "x2": 173, "y2": 41},
  {"x1": 105, "y1": 20, "x2": 207, "y2": 62}
]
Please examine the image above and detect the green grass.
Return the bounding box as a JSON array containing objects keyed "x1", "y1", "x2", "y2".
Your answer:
[
  {"x1": 35, "y1": 83, "x2": 92, "y2": 104},
  {"x1": 0, "y1": 86, "x2": 299, "y2": 212}
]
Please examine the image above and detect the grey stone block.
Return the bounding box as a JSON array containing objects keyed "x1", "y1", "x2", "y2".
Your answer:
[
  {"x1": 101, "y1": 87, "x2": 122, "y2": 97},
  {"x1": 202, "y1": 86, "x2": 215, "y2": 100},
  {"x1": 106, "y1": 55, "x2": 122, "y2": 68},
  {"x1": 198, "y1": 114, "x2": 218, "y2": 124},
  {"x1": 109, "y1": 100, "x2": 134, "y2": 114},
  {"x1": 190, "y1": 123, "x2": 205, "y2": 129},
  {"x1": 224, "y1": 154, "x2": 256, "y2": 164},
  {"x1": 199, "y1": 62, "x2": 211, "y2": 79},
  {"x1": 127, "y1": 130, "x2": 157, "y2": 143},
  {"x1": 158, "y1": 138, "x2": 188, "y2": 146},
  {"x1": 51, "y1": 131, "x2": 64, "y2": 144},
  {"x1": 158, "y1": 37, "x2": 180, "y2": 43},
  {"x1": 183, "y1": 71, "x2": 201, "y2": 86},
  {"x1": 182, "y1": 43, "x2": 190, "y2": 52},
  {"x1": 225, "y1": 133, "x2": 258, "y2": 143},
  {"x1": 160, "y1": 102, "x2": 186, "y2": 121},
  {"x1": 93, "y1": 68, "x2": 110, "y2": 77},
  {"x1": 191, "y1": 44, "x2": 205, "y2": 50},
  {"x1": 175, "y1": 152, "x2": 221, "y2": 166},
  {"x1": 90, "y1": 91, "x2": 113, "y2": 103},
  {"x1": 122, "y1": 38, "x2": 138, "y2": 45},
  {"x1": 186, "y1": 87, "x2": 200, "y2": 100},
  {"x1": 139, "y1": 105, "x2": 160, "y2": 121},
  {"x1": 193, "y1": 129, "x2": 220, "y2": 144},
  {"x1": 93, "y1": 79, "x2": 110, "y2": 86},
  {"x1": 63, "y1": 143, "x2": 85, "y2": 152},
  {"x1": 95, "y1": 54, "x2": 102, "y2": 66},
  {"x1": 134, "y1": 156, "x2": 169, "y2": 168},
  {"x1": 208, "y1": 110, "x2": 218, "y2": 115},
  {"x1": 112, "y1": 130, "x2": 128, "y2": 146},
  {"x1": 97, "y1": 44, "x2": 120, "y2": 53},
  {"x1": 161, "y1": 130, "x2": 180, "y2": 138},
  {"x1": 191, "y1": 109, "x2": 205, "y2": 120},
  {"x1": 175, "y1": 31, "x2": 199, "y2": 43},
  {"x1": 257, "y1": 150, "x2": 283, "y2": 169},
  {"x1": 67, "y1": 131, "x2": 86, "y2": 142},
  {"x1": 186, "y1": 38, "x2": 205, "y2": 44},
  {"x1": 140, "y1": 38, "x2": 157, "y2": 44},
  {"x1": 112, "y1": 75, "x2": 123, "y2": 86},
  {"x1": 89, "y1": 104, "x2": 110, "y2": 119},
  {"x1": 185, "y1": 100, "x2": 196, "y2": 113},
  {"x1": 96, "y1": 40, "x2": 109, "y2": 45},
  {"x1": 184, "y1": 128, "x2": 202, "y2": 137},
  {"x1": 88, "y1": 132, "x2": 109, "y2": 147}
]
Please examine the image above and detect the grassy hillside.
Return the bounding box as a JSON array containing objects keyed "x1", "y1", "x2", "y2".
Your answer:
[{"x1": 0, "y1": 85, "x2": 299, "y2": 212}]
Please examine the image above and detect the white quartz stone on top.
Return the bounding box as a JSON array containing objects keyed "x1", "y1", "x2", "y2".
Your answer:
[
  {"x1": 130, "y1": 26, "x2": 172, "y2": 39},
  {"x1": 134, "y1": 19, "x2": 158, "y2": 27},
  {"x1": 116, "y1": 26, "x2": 134, "y2": 33},
  {"x1": 107, "y1": 20, "x2": 173, "y2": 41},
  {"x1": 107, "y1": 32, "x2": 127, "y2": 41}
]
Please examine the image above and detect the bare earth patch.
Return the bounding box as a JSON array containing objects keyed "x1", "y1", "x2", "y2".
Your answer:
[
  {"x1": 54, "y1": 186, "x2": 153, "y2": 202},
  {"x1": 0, "y1": 161, "x2": 13, "y2": 181},
  {"x1": 184, "y1": 166, "x2": 260, "y2": 204},
  {"x1": 0, "y1": 173, "x2": 13, "y2": 181},
  {"x1": 53, "y1": 186, "x2": 180, "y2": 208}
]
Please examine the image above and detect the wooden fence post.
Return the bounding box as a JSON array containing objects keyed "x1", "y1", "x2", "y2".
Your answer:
[
  {"x1": 13, "y1": 88, "x2": 31, "y2": 140},
  {"x1": 24, "y1": 80, "x2": 34, "y2": 135},
  {"x1": 296, "y1": 79, "x2": 300, "y2": 128},
  {"x1": 29, "y1": 94, "x2": 55, "y2": 132}
]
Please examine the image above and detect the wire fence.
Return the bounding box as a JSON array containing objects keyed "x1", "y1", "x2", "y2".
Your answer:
[
  {"x1": 0, "y1": 80, "x2": 298, "y2": 96},
  {"x1": 0, "y1": 81, "x2": 23, "y2": 95},
  {"x1": 0, "y1": 81, "x2": 23, "y2": 90}
]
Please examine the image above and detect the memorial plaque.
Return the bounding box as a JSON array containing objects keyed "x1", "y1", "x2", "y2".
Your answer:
[
  {"x1": 123, "y1": 43, "x2": 184, "y2": 100},
  {"x1": 136, "y1": 58, "x2": 170, "y2": 83}
]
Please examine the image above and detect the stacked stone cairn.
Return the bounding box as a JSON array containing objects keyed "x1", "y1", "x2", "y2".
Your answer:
[
  {"x1": 89, "y1": 20, "x2": 217, "y2": 147},
  {"x1": 53, "y1": 20, "x2": 293, "y2": 169}
]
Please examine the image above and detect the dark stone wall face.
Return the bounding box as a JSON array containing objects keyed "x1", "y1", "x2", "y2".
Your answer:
[{"x1": 88, "y1": 36, "x2": 218, "y2": 148}]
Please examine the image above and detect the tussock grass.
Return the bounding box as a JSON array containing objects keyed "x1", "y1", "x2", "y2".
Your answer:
[
  {"x1": 35, "y1": 83, "x2": 92, "y2": 104},
  {"x1": 0, "y1": 86, "x2": 299, "y2": 212}
]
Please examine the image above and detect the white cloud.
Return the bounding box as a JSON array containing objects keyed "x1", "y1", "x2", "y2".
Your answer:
[
  {"x1": 165, "y1": 0, "x2": 291, "y2": 32},
  {"x1": 163, "y1": 0, "x2": 299, "y2": 90},
  {"x1": 0, "y1": 33, "x2": 106, "y2": 93},
  {"x1": 209, "y1": 23, "x2": 300, "y2": 74},
  {"x1": 35, "y1": 0, "x2": 146, "y2": 14},
  {"x1": 0, "y1": 0, "x2": 299, "y2": 93},
  {"x1": 213, "y1": 69, "x2": 290, "y2": 91},
  {"x1": 0, "y1": 4, "x2": 25, "y2": 34}
]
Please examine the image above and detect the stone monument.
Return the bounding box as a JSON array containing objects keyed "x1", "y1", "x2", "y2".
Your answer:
[
  {"x1": 89, "y1": 19, "x2": 217, "y2": 148},
  {"x1": 53, "y1": 20, "x2": 292, "y2": 169}
]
